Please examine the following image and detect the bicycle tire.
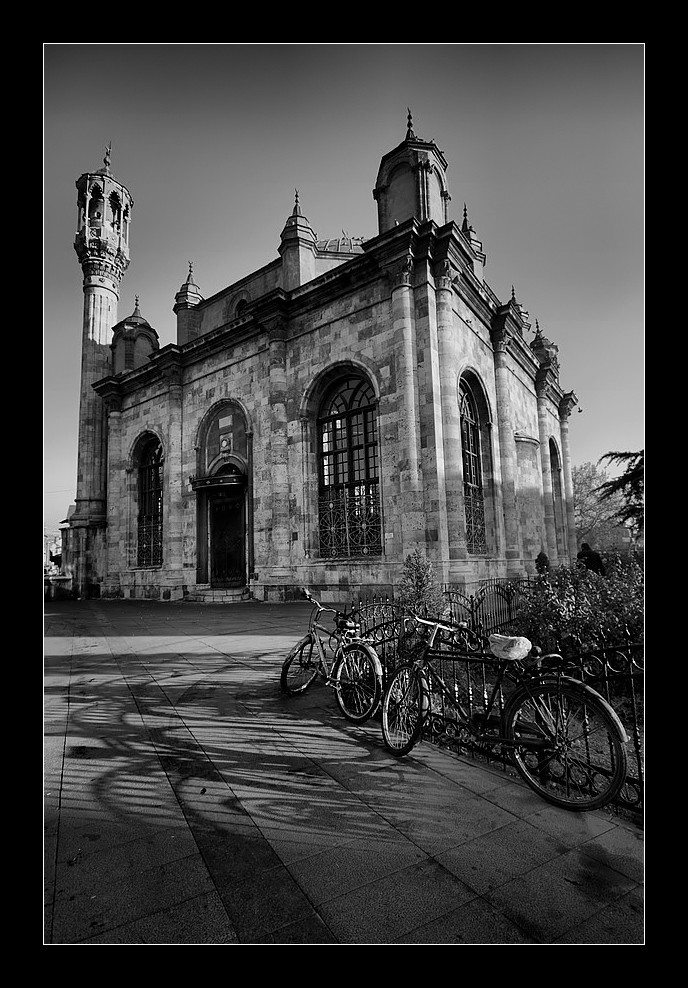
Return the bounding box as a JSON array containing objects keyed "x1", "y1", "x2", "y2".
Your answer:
[
  {"x1": 381, "y1": 663, "x2": 425, "y2": 756},
  {"x1": 333, "y1": 643, "x2": 382, "y2": 724},
  {"x1": 503, "y1": 679, "x2": 628, "y2": 811},
  {"x1": 280, "y1": 635, "x2": 320, "y2": 695}
]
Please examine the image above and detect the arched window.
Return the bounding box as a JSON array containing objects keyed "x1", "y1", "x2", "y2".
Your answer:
[
  {"x1": 202, "y1": 403, "x2": 247, "y2": 474},
  {"x1": 460, "y1": 380, "x2": 487, "y2": 553},
  {"x1": 317, "y1": 375, "x2": 381, "y2": 557},
  {"x1": 549, "y1": 438, "x2": 565, "y2": 555},
  {"x1": 137, "y1": 437, "x2": 163, "y2": 567}
]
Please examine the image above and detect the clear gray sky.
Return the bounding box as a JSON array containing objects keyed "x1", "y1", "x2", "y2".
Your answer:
[{"x1": 43, "y1": 43, "x2": 644, "y2": 536}]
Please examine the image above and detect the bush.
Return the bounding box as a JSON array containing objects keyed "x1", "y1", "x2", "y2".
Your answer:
[{"x1": 509, "y1": 557, "x2": 644, "y2": 655}]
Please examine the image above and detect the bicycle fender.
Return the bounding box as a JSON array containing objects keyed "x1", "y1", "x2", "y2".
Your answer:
[{"x1": 535, "y1": 675, "x2": 629, "y2": 743}]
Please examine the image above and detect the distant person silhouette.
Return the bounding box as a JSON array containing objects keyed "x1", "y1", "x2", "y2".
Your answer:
[{"x1": 577, "y1": 542, "x2": 605, "y2": 575}]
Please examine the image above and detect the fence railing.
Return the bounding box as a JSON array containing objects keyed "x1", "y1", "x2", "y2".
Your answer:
[{"x1": 355, "y1": 586, "x2": 644, "y2": 817}]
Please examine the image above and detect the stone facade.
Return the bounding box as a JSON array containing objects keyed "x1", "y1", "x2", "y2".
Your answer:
[{"x1": 63, "y1": 117, "x2": 578, "y2": 602}]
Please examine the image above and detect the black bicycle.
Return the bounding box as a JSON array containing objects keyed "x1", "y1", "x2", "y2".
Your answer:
[
  {"x1": 280, "y1": 589, "x2": 383, "y2": 723},
  {"x1": 380, "y1": 615, "x2": 629, "y2": 811}
]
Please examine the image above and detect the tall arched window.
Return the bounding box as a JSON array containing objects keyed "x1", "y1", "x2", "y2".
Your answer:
[
  {"x1": 318, "y1": 375, "x2": 381, "y2": 557},
  {"x1": 137, "y1": 437, "x2": 163, "y2": 567},
  {"x1": 460, "y1": 381, "x2": 487, "y2": 553}
]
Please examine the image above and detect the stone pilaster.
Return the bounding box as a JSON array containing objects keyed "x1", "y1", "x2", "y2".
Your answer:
[
  {"x1": 390, "y1": 256, "x2": 426, "y2": 558},
  {"x1": 414, "y1": 260, "x2": 449, "y2": 580},
  {"x1": 435, "y1": 261, "x2": 467, "y2": 566},
  {"x1": 535, "y1": 371, "x2": 559, "y2": 564},
  {"x1": 267, "y1": 322, "x2": 291, "y2": 580},
  {"x1": 161, "y1": 356, "x2": 184, "y2": 594},
  {"x1": 559, "y1": 391, "x2": 579, "y2": 563},
  {"x1": 492, "y1": 326, "x2": 521, "y2": 577}
]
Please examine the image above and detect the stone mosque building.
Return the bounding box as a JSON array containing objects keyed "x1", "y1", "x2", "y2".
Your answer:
[{"x1": 61, "y1": 113, "x2": 579, "y2": 602}]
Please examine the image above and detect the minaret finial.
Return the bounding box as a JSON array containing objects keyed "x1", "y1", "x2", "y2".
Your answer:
[
  {"x1": 134, "y1": 294, "x2": 140, "y2": 312},
  {"x1": 406, "y1": 108, "x2": 415, "y2": 140},
  {"x1": 293, "y1": 188, "x2": 302, "y2": 216},
  {"x1": 187, "y1": 261, "x2": 194, "y2": 283}
]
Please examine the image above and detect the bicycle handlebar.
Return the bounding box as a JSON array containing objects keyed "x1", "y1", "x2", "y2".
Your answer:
[{"x1": 300, "y1": 588, "x2": 355, "y2": 624}]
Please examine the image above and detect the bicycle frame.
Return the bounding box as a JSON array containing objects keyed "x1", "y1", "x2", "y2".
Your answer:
[
  {"x1": 305, "y1": 601, "x2": 341, "y2": 683},
  {"x1": 301, "y1": 590, "x2": 381, "y2": 684},
  {"x1": 413, "y1": 621, "x2": 628, "y2": 752}
]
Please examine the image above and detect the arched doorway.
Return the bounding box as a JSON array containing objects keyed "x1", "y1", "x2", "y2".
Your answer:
[
  {"x1": 208, "y1": 466, "x2": 247, "y2": 587},
  {"x1": 193, "y1": 401, "x2": 252, "y2": 588}
]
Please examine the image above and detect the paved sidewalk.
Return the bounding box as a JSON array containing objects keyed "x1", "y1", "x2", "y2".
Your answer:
[{"x1": 44, "y1": 599, "x2": 644, "y2": 945}]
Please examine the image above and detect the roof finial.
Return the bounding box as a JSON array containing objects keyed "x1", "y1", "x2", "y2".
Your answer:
[
  {"x1": 134, "y1": 294, "x2": 140, "y2": 311},
  {"x1": 104, "y1": 142, "x2": 112, "y2": 172},
  {"x1": 406, "y1": 108, "x2": 415, "y2": 140},
  {"x1": 293, "y1": 188, "x2": 301, "y2": 216},
  {"x1": 511, "y1": 285, "x2": 517, "y2": 303},
  {"x1": 187, "y1": 261, "x2": 194, "y2": 283},
  {"x1": 462, "y1": 202, "x2": 470, "y2": 233}
]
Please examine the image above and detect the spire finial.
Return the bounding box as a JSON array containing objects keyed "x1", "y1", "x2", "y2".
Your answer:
[
  {"x1": 406, "y1": 108, "x2": 415, "y2": 140},
  {"x1": 511, "y1": 285, "x2": 517, "y2": 303},
  {"x1": 462, "y1": 202, "x2": 470, "y2": 233},
  {"x1": 293, "y1": 188, "x2": 301, "y2": 216}
]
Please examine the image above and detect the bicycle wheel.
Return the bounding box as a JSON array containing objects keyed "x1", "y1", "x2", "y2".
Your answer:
[
  {"x1": 280, "y1": 635, "x2": 320, "y2": 695},
  {"x1": 333, "y1": 644, "x2": 382, "y2": 724},
  {"x1": 381, "y1": 663, "x2": 425, "y2": 756},
  {"x1": 503, "y1": 680, "x2": 628, "y2": 811}
]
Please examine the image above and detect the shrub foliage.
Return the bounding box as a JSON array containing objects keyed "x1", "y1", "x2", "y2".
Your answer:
[{"x1": 508, "y1": 554, "x2": 644, "y2": 655}]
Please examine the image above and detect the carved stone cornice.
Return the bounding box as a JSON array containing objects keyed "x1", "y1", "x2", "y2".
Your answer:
[
  {"x1": 434, "y1": 259, "x2": 455, "y2": 292},
  {"x1": 491, "y1": 299, "x2": 524, "y2": 352},
  {"x1": 389, "y1": 254, "x2": 414, "y2": 289},
  {"x1": 92, "y1": 376, "x2": 122, "y2": 412},
  {"x1": 559, "y1": 390, "x2": 579, "y2": 419},
  {"x1": 535, "y1": 364, "x2": 559, "y2": 401}
]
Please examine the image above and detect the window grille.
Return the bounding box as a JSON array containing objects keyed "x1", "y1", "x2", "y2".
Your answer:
[
  {"x1": 137, "y1": 441, "x2": 163, "y2": 566},
  {"x1": 318, "y1": 377, "x2": 382, "y2": 557},
  {"x1": 460, "y1": 382, "x2": 487, "y2": 554}
]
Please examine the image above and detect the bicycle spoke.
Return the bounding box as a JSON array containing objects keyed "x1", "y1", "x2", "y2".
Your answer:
[
  {"x1": 334, "y1": 646, "x2": 381, "y2": 723},
  {"x1": 505, "y1": 682, "x2": 627, "y2": 811},
  {"x1": 381, "y1": 666, "x2": 424, "y2": 755}
]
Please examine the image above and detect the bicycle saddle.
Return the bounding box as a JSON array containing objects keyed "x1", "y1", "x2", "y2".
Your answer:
[{"x1": 488, "y1": 634, "x2": 532, "y2": 661}]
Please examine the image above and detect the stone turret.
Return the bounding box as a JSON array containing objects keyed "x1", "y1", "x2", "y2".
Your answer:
[
  {"x1": 111, "y1": 295, "x2": 159, "y2": 373},
  {"x1": 174, "y1": 261, "x2": 204, "y2": 344},
  {"x1": 373, "y1": 110, "x2": 451, "y2": 235},
  {"x1": 278, "y1": 190, "x2": 317, "y2": 289}
]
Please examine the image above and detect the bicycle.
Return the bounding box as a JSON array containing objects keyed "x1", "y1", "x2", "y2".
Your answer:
[
  {"x1": 380, "y1": 616, "x2": 629, "y2": 811},
  {"x1": 280, "y1": 588, "x2": 383, "y2": 723}
]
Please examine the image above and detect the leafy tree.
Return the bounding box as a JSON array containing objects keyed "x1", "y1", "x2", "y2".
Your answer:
[
  {"x1": 595, "y1": 450, "x2": 644, "y2": 537},
  {"x1": 572, "y1": 462, "x2": 628, "y2": 548},
  {"x1": 395, "y1": 548, "x2": 445, "y2": 617}
]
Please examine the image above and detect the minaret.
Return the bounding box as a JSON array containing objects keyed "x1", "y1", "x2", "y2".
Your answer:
[{"x1": 70, "y1": 144, "x2": 133, "y2": 595}]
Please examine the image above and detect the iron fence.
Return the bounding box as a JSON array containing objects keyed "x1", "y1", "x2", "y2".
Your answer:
[{"x1": 355, "y1": 587, "x2": 644, "y2": 817}]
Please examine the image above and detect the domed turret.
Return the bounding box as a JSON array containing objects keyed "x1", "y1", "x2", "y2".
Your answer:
[
  {"x1": 372, "y1": 111, "x2": 451, "y2": 235},
  {"x1": 111, "y1": 295, "x2": 159, "y2": 373}
]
